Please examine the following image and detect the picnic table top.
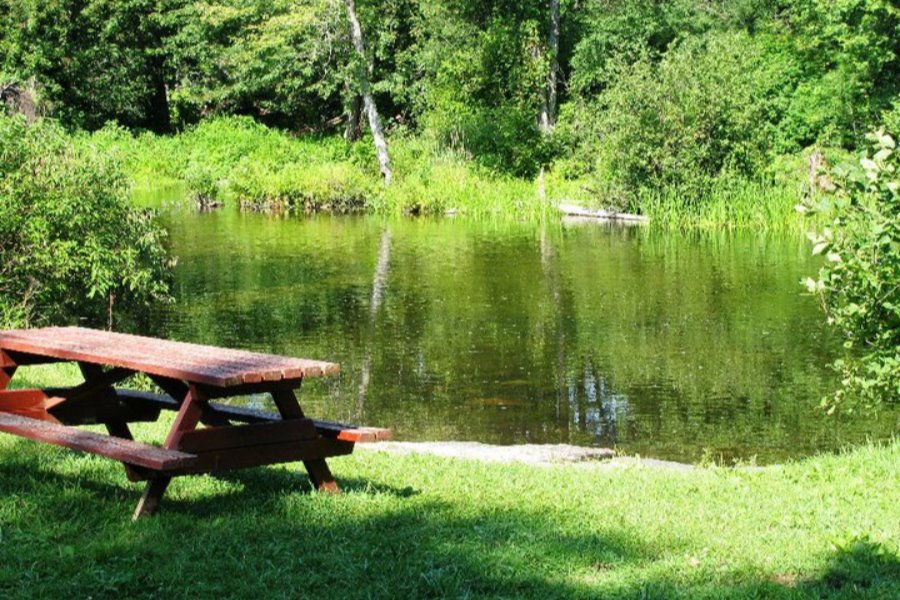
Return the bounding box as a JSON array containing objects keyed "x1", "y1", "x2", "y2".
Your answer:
[{"x1": 0, "y1": 326, "x2": 340, "y2": 387}]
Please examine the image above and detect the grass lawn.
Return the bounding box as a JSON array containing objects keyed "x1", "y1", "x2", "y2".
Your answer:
[{"x1": 0, "y1": 367, "x2": 898, "y2": 599}]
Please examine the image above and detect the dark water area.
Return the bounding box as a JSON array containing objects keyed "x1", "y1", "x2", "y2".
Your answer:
[{"x1": 142, "y1": 197, "x2": 896, "y2": 464}]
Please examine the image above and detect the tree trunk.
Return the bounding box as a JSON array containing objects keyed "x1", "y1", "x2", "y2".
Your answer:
[
  {"x1": 344, "y1": 91, "x2": 363, "y2": 141},
  {"x1": 343, "y1": 0, "x2": 393, "y2": 184},
  {"x1": 539, "y1": 0, "x2": 560, "y2": 133},
  {"x1": 147, "y1": 55, "x2": 172, "y2": 133}
]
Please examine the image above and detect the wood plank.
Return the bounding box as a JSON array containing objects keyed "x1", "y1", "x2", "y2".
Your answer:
[
  {"x1": 195, "y1": 378, "x2": 304, "y2": 399},
  {"x1": 134, "y1": 478, "x2": 171, "y2": 521},
  {"x1": 41, "y1": 388, "x2": 161, "y2": 425},
  {"x1": 0, "y1": 389, "x2": 59, "y2": 422},
  {"x1": 116, "y1": 390, "x2": 393, "y2": 442},
  {"x1": 44, "y1": 366, "x2": 134, "y2": 412},
  {"x1": 0, "y1": 367, "x2": 13, "y2": 391},
  {"x1": 314, "y1": 420, "x2": 394, "y2": 443},
  {"x1": 0, "y1": 388, "x2": 49, "y2": 409},
  {"x1": 104, "y1": 421, "x2": 146, "y2": 482},
  {"x1": 164, "y1": 384, "x2": 206, "y2": 449},
  {"x1": 173, "y1": 419, "x2": 319, "y2": 453},
  {"x1": 303, "y1": 458, "x2": 339, "y2": 492},
  {"x1": 0, "y1": 413, "x2": 197, "y2": 470},
  {"x1": 0, "y1": 327, "x2": 339, "y2": 387},
  {"x1": 272, "y1": 388, "x2": 304, "y2": 420},
  {"x1": 170, "y1": 438, "x2": 354, "y2": 475},
  {"x1": 0, "y1": 350, "x2": 15, "y2": 391},
  {"x1": 134, "y1": 383, "x2": 207, "y2": 519}
]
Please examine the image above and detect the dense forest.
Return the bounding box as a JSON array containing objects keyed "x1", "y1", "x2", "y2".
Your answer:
[{"x1": 1, "y1": 0, "x2": 898, "y2": 203}]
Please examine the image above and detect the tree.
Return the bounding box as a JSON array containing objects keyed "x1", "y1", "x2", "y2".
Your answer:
[
  {"x1": 0, "y1": 0, "x2": 174, "y2": 131},
  {"x1": 159, "y1": 0, "x2": 347, "y2": 130},
  {"x1": 342, "y1": 0, "x2": 393, "y2": 184}
]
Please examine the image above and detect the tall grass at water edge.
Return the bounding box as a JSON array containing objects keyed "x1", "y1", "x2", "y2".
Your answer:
[
  {"x1": 87, "y1": 117, "x2": 815, "y2": 230},
  {"x1": 635, "y1": 182, "x2": 813, "y2": 232}
]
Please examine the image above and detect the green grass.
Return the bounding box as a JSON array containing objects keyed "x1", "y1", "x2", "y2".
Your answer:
[
  {"x1": 81, "y1": 117, "x2": 814, "y2": 228},
  {"x1": 634, "y1": 182, "x2": 817, "y2": 233},
  {"x1": 1, "y1": 368, "x2": 898, "y2": 598}
]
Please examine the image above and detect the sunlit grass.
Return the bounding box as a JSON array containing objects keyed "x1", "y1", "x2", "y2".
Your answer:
[
  {"x1": 635, "y1": 182, "x2": 820, "y2": 233},
  {"x1": 1, "y1": 370, "x2": 897, "y2": 598},
  {"x1": 9, "y1": 362, "x2": 82, "y2": 388},
  {"x1": 0, "y1": 421, "x2": 897, "y2": 598}
]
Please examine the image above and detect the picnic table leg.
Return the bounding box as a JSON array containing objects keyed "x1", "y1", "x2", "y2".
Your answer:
[
  {"x1": 133, "y1": 477, "x2": 171, "y2": 519},
  {"x1": 75, "y1": 363, "x2": 147, "y2": 482},
  {"x1": 149, "y1": 375, "x2": 231, "y2": 427},
  {"x1": 271, "y1": 388, "x2": 339, "y2": 493},
  {"x1": 0, "y1": 350, "x2": 16, "y2": 390},
  {"x1": 133, "y1": 384, "x2": 207, "y2": 520}
]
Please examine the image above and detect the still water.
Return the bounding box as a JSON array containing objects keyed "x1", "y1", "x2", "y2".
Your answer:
[{"x1": 144, "y1": 199, "x2": 896, "y2": 463}]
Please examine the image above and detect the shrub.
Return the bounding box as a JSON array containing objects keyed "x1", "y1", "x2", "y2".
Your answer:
[
  {"x1": 0, "y1": 115, "x2": 172, "y2": 328},
  {"x1": 801, "y1": 127, "x2": 900, "y2": 412},
  {"x1": 423, "y1": 103, "x2": 551, "y2": 178},
  {"x1": 585, "y1": 30, "x2": 798, "y2": 199},
  {"x1": 183, "y1": 162, "x2": 221, "y2": 205}
]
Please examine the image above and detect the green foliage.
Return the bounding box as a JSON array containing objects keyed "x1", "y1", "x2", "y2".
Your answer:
[
  {"x1": 571, "y1": 31, "x2": 798, "y2": 198},
  {"x1": 801, "y1": 127, "x2": 900, "y2": 412},
  {"x1": 423, "y1": 103, "x2": 550, "y2": 177},
  {"x1": 411, "y1": 1, "x2": 553, "y2": 176},
  {"x1": 0, "y1": 0, "x2": 173, "y2": 130},
  {"x1": 782, "y1": 0, "x2": 900, "y2": 147},
  {"x1": 2, "y1": 0, "x2": 897, "y2": 225},
  {"x1": 567, "y1": 0, "x2": 777, "y2": 97},
  {"x1": 101, "y1": 116, "x2": 553, "y2": 218},
  {"x1": 160, "y1": 0, "x2": 347, "y2": 129},
  {"x1": 0, "y1": 115, "x2": 172, "y2": 328},
  {"x1": 183, "y1": 162, "x2": 221, "y2": 204}
]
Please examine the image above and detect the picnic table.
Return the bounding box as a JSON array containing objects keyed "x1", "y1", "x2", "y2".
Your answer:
[{"x1": 0, "y1": 326, "x2": 391, "y2": 519}]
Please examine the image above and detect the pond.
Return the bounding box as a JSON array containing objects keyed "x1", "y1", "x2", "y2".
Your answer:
[{"x1": 141, "y1": 195, "x2": 896, "y2": 464}]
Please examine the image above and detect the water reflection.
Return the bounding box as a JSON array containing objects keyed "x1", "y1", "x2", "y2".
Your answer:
[{"x1": 143, "y1": 204, "x2": 896, "y2": 463}]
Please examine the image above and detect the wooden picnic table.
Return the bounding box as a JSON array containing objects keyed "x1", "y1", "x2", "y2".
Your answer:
[{"x1": 0, "y1": 326, "x2": 391, "y2": 519}]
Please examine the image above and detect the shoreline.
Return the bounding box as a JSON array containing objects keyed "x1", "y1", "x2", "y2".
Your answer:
[{"x1": 363, "y1": 440, "x2": 706, "y2": 470}]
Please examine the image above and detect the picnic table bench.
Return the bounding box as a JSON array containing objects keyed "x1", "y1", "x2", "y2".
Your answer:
[{"x1": 0, "y1": 326, "x2": 392, "y2": 519}]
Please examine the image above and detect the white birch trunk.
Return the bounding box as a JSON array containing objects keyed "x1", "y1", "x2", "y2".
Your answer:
[
  {"x1": 357, "y1": 229, "x2": 392, "y2": 412},
  {"x1": 343, "y1": 0, "x2": 393, "y2": 184}
]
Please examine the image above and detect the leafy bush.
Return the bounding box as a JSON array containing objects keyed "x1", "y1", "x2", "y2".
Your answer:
[
  {"x1": 423, "y1": 103, "x2": 550, "y2": 178},
  {"x1": 229, "y1": 161, "x2": 372, "y2": 211},
  {"x1": 801, "y1": 127, "x2": 900, "y2": 412},
  {"x1": 0, "y1": 115, "x2": 172, "y2": 328},
  {"x1": 183, "y1": 163, "x2": 221, "y2": 205},
  {"x1": 580, "y1": 30, "x2": 798, "y2": 198},
  {"x1": 783, "y1": 0, "x2": 900, "y2": 148}
]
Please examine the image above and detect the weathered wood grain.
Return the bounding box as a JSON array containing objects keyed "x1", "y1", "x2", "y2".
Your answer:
[
  {"x1": 0, "y1": 412, "x2": 197, "y2": 470},
  {"x1": 0, "y1": 327, "x2": 339, "y2": 387}
]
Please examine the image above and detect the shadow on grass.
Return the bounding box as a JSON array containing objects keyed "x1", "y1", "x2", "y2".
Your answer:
[
  {"x1": 812, "y1": 539, "x2": 900, "y2": 597},
  {"x1": 210, "y1": 466, "x2": 421, "y2": 498},
  {"x1": 0, "y1": 440, "x2": 897, "y2": 599}
]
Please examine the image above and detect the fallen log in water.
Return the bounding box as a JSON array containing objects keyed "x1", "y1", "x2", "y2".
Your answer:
[{"x1": 558, "y1": 203, "x2": 648, "y2": 224}]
